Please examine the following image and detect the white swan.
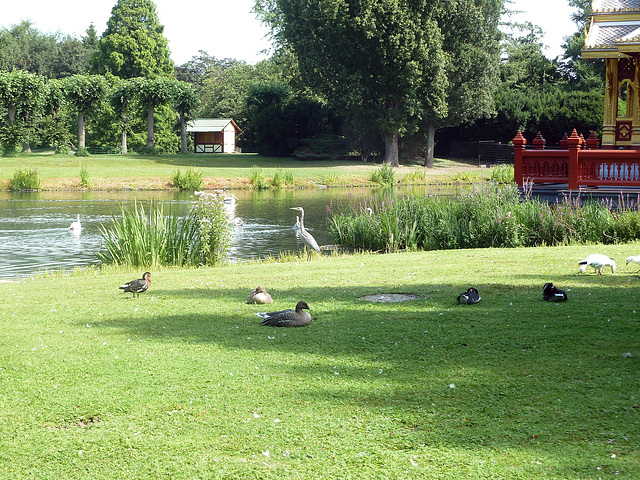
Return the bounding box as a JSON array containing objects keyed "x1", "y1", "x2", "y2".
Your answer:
[{"x1": 69, "y1": 214, "x2": 82, "y2": 233}]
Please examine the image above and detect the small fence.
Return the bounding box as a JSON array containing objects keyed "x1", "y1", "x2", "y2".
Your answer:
[{"x1": 445, "y1": 141, "x2": 513, "y2": 166}]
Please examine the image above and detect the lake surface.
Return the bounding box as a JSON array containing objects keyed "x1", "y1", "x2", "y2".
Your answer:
[{"x1": 0, "y1": 185, "x2": 461, "y2": 279}]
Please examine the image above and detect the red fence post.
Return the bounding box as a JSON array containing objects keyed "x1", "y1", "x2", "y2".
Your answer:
[
  {"x1": 512, "y1": 130, "x2": 526, "y2": 187},
  {"x1": 567, "y1": 129, "x2": 581, "y2": 190}
]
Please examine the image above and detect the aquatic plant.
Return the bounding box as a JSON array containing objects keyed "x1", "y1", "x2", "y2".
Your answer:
[
  {"x1": 10, "y1": 166, "x2": 40, "y2": 191},
  {"x1": 97, "y1": 194, "x2": 230, "y2": 268},
  {"x1": 329, "y1": 183, "x2": 640, "y2": 252},
  {"x1": 171, "y1": 167, "x2": 203, "y2": 190}
]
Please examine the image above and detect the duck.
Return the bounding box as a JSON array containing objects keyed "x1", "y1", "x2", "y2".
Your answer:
[
  {"x1": 542, "y1": 282, "x2": 568, "y2": 302},
  {"x1": 257, "y1": 301, "x2": 312, "y2": 327},
  {"x1": 457, "y1": 287, "x2": 481, "y2": 304},
  {"x1": 247, "y1": 286, "x2": 273, "y2": 304},
  {"x1": 625, "y1": 254, "x2": 640, "y2": 272},
  {"x1": 119, "y1": 272, "x2": 151, "y2": 298},
  {"x1": 579, "y1": 254, "x2": 616, "y2": 275},
  {"x1": 69, "y1": 214, "x2": 82, "y2": 232}
]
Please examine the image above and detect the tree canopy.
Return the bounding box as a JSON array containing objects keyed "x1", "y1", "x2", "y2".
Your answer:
[{"x1": 91, "y1": 0, "x2": 174, "y2": 79}]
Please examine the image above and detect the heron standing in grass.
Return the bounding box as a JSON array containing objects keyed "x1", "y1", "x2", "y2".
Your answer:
[{"x1": 290, "y1": 207, "x2": 320, "y2": 259}]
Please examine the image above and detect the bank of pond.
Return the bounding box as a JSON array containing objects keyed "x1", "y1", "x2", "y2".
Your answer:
[{"x1": 3, "y1": 183, "x2": 640, "y2": 278}]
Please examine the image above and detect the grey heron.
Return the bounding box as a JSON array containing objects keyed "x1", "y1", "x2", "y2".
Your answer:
[
  {"x1": 257, "y1": 301, "x2": 312, "y2": 327},
  {"x1": 290, "y1": 206, "x2": 320, "y2": 259}
]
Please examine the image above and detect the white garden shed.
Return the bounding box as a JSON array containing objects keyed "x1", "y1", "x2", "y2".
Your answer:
[{"x1": 186, "y1": 118, "x2": 242, "y2": 153}]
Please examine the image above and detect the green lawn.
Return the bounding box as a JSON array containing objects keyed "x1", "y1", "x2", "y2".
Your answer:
[
  {"x1": 0, "y1": 245, "x2": 638, "y2": 478},
  {"x1": 0, "y1": 152, "x2": 484, "y2": 190}
]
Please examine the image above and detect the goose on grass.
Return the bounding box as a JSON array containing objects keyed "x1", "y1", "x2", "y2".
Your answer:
[
  {"x1": 257, "y1": 301, "x2": 312, "y2": 327},
  {"x1": 119, "y1": 272, "x2": 151, "y2": 298},
  {"x1": 579, "y1": 254, "x2": 616, "y2": 275}
]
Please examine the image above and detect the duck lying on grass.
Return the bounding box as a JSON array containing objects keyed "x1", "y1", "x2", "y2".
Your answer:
[
  {"x1": 543, "y1": 282, "x2": 568, "y2": 302},
  {"x1": 579, "y1": 254, "x2": 616, "y2": 275},
  {"x1": 257, "y1": 301, "x2": 312, "y2": 327},
  {"x1": 247, "y1": 286, "x2": 273, "y2": 304},
  {"x1": 119, "y1": 272, "x2": 151, "y2": 298},
  {"x1": 457, "y1": 287, "x2": 481, "y2": 305}
]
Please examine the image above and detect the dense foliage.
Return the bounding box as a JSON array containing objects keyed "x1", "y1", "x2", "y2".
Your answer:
[{"x1": 329, "y1": 184, "x2": 640, "y2": 252}]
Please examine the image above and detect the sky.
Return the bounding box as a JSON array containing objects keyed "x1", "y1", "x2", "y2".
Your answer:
[{"x1": 1, "y1": 0, "x2": 578, "y2": 66}]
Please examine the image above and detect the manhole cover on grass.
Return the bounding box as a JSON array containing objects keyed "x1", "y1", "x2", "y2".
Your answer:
[{"x1": 359, "y1": 294, "x2": 422, "y2": 302}]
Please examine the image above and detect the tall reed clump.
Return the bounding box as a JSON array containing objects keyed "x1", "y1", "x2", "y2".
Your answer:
[
  {"x1": 10, "y1": 166, "x2": 40, "y2": 191},
  {"x1": 370, "y1": 163, "x2": 395, "y2": 185},
  {"x1": 97, "y1": 194, "x2": 231, "y2": 268},
  {"x1": 328, "y1": 183, "x2": 640, "y2": 252},
  {"x1": 79, "y1": 164, "x2": 90, "y2": 188},
  {"x1": 171, "y1": 167, "x2": 203, "y2": 190},
  {"x1": 249, "y1": 165, "x2": 268, "y2": 189},
  {"x1": 270, "y1": 168, "x2": 294, "y2": 189},
  {"x1": 491, "y1": 163, "x2": 514, "y2": 184}
]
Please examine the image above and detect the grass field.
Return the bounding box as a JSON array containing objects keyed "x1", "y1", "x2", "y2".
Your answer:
[
  {"x1": 1, "y1": 245, "x2": 638, "y2": 478},
  {"x1": 0, "y1": 151, "x2": 489, "y2": 190}
]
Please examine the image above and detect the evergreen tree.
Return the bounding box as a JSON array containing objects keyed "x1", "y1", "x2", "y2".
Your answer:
[{"x1": 91, "y1": 0, "x2": 174, "y2": 79}]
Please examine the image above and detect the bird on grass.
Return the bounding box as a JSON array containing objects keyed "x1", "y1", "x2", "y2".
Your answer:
[
  {"x1": 257, "y1": 301, "x2": 312, "y2": 327},
  {"x1": 290, "y1": 207, "x2": 320, "y2": 260},
  {"x1": 119, "y1": 272, "x2": 151, "y2": 298},
  {"x1": 625, "y1": 254, "x2": 640, "y2": 272},
  {"x1": 579, "y1": 254, "x2": 616, "y2": 275},
  {"x1": 247, "y1": 286, "x2": 273, "y2": 304},
  {"x1": 543, "y1": 282, "x2": 568, "y2": 302},
  {"x1": 457, "y1": 287, "x2": 481, "y2": 304},
  {"x1": 69, "y1": 214, "x2": 82, "y2": 233}
]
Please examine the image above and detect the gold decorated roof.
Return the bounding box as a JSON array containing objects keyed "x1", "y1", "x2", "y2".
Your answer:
[{"x1": 583, "y1": 0, "x2": 640, "y2": 57}]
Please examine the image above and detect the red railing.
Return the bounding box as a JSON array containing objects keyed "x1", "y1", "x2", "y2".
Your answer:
[{"x1": 513, "y1": 130, "x2": 640, "y2": 189}]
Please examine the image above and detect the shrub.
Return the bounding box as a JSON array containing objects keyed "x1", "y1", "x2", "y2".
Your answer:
[
  {"x1": 10, "y1": 167, "x2": 40, "y2": 191},
  {"x1": 171, "y1": 167, "x2": 203, "y2": 190},
  {"x1": 75, "y1": 147, "x2": 90, "y2": 157}
]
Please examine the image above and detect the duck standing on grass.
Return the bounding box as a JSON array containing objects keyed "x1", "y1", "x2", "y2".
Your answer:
[
  {"x1": 257, "y1": 301, "x2": 312, "y2": 327},
  {"x1": 247, "y1": 286, "x2": 273, "y2": 304},
  {"x1": 543, "y1": 282, "x2": 568, "y2": 302},
  {"x1": 626, "y1": 254, "x2": 640, "y2": 273},
  {"x1": 457, "y1": 287, "x2": 481, "y2": 305},
  {"x1": 579, "y1": 254, "x2": 616, "y2": 275},
  {"x1": 119, "y1": 272, "x2": 151, "y2": 298}
]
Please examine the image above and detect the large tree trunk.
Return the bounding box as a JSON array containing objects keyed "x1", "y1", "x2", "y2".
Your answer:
[
  {"x1": 78, "y1": 111, "x2": 86, "y2": 149},
  {"x1": 424, "y1": 119, "x2": 436, "y2": 168},
  {"x1": 180, "y1": 111, "x2": 187, "y2": 153},
  {"x1": 146, "y1": 103, "x2": 155, "y2": 149},
  {"x1": 383, "y1": 132, "x2": 399, "y2": 167},
  {"x1": 21, "y1": 143, "x2": 31, "y2": 153}
]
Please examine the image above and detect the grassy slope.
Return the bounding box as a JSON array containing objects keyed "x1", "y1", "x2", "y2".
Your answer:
[
  {"x1": 0, "y1": 245, "x2": 639, "y2": 478},
  {"x1": 0, "y1": 152, "x2": 486, "y2": 190}
]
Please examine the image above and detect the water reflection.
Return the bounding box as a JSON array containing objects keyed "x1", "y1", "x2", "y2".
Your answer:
[{"x1": 0, "y1": 185, "x2": 460, "y2": 279}]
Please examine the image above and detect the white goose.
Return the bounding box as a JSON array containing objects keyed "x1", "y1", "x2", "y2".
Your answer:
[
  {"x1": 69, "y1": 214, "x2": 82, "y2": 233},
  {"x1": 579, "y1": 254, "x2": 616, "y2": 275},
  {"x1": 626, "y1": 254, "x2": 640, "y2": 272}
]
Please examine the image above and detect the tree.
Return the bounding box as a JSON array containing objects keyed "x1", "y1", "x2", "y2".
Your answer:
[
  {"x1": 42, "y1": 78, "x2": 71, "y2": 152},
  {"x1": 62, "y1": 74, "x2": 108, "y2": 149},
  {"x1": 110, "y1": 77, "x2": 144, "y2": 154},
  {"x1": 139, "y1": 76, "x2": 178, "y2": 150},
  {"x1": 91, "y1": 0, "x2": 174, "y2": 79},
  {"x1": 256, "y1": 0, "x2": 450, "y2": 167},
  {"x1": 422, "y1": 0, "x2": 502, "y2": 167},
  {"x1": 174, "y1": 81, "x2": 200, "y2": 153},
  {"x1": 0, "y1": 21, "x2": 59, "y2": 77},
  {"x1": 0, "y1": 70, "x2": 45, "y2": 154}
]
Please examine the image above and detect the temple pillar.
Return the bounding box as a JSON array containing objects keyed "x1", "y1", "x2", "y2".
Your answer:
[
  {"x1": 602, "y1": 58, "x2": 618, "y2": 148},
  {"x1": 632, "y1": 56, "x2": 640, "y2": 146}
]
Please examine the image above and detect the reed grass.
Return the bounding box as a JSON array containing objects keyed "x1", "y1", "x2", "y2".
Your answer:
[
  {"x1": 370, "y1": 163, "x2": 395, "y2": 185},
  {"x1": 329, "y1": 183, "x2": 640, "y2": 252},
  {"x1": 97, "y1": 194, "x2": 230, "y2": 268},
  {"x1": 10, "y1": 166, "x2": 40, "y2": 191},
  {"x1": 250, "y1": 165, "x2": 268, "y2": 189},
  {"x1": 171, "y1": 167, "x2": 203, "y2": 190},
  {"x1": 490, "y1": 163, "x2": 514, "y2": 183},
  {"x1": 79, "y1": 164, "x2": 90, "y2": 188}
]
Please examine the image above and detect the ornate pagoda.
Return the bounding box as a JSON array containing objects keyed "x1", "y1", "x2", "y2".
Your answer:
[{"x1": 583, "y1": 0, "x2": 640, "y2": 147}]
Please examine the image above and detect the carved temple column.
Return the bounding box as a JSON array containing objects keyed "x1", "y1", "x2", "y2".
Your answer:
[{"x1": 602, "y1": 58, "x2": 618, "y2": 148}]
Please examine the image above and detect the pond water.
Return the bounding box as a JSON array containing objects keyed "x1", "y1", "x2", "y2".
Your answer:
[{"x1": 0, "y1": 185, "x2": 461, "y2": 279}]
